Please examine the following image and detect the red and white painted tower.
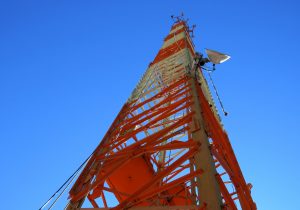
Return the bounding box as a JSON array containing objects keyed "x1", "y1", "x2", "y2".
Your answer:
[{"x1": 65, "y1": 19, "x2": 256, "y2": 210}]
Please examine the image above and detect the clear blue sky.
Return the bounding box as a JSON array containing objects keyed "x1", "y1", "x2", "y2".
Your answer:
[{"x1": 0, "y1": 1, "x2": 299, "y2": 209}]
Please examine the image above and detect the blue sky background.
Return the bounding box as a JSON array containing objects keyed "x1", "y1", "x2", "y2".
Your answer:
[{"x1": 0, "y1": 1, "x2": 299, "y2": 209}]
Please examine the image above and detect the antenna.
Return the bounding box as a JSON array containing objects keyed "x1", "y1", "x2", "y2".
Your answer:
[
  {"x1": 171, "y1": 13, "x2": 196, "y2": 38},
  {"x1": 171, "y1": 12, "x2": 185, "y2": 23},
  {"x1": 205, "y1": 48, "x2": 231, "y2": 64},
  {"x1": 195, "y1": 49, "x2": 230, "y2": 116},
  {"x1": 188, "y1": 24, "x2": 196, "y2": 38},
  {"x1": 195, "y1": 49, "x2": 230, "y2": 68}
]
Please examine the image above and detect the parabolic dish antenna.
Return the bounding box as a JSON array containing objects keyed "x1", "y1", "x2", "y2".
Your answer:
[{"x1": 205, "y1": 48, "x2": 231, "y2": 64}]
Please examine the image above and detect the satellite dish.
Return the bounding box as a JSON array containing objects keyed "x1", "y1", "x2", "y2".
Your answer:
[{"x1": 205, "y1": 48, "x2": 231, "y2": 64}]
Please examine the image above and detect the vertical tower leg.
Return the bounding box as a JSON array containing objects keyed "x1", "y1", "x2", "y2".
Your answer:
[
  {"x1": 65, "y1": 198, "x2": 85, "y2": 210},
  {"x1": 189, "y1": 76, "x2": 222, "y2": 210}
]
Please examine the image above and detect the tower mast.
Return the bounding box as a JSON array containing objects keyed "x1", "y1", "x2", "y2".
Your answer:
[{"x1": 65, "y1": 19, "x2": 256, "y2": 210}]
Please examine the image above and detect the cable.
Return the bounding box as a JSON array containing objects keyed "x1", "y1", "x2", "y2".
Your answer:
[
  {"x1": 47, "y1": 166, "x2": 80, "y2": 210},
  {"x1": 207, "y1": 72, "x2": 228, "y2": 116},
  {"x1": 39, "y1": 152, "x2": 94, "y2": 210}
]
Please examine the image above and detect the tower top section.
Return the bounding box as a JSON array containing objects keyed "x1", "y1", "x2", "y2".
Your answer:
[
  {"x1": 149, "y1": 20, "x2": 195, "y2": 67},
  {"x1": 128, "y1": 19, "x2": 198, "y2": 104}
]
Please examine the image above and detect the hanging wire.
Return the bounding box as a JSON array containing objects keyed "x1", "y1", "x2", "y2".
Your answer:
[
  {"x1": 207, "y1": 72, "x2": 228, "y2": 116},
  {"x1": 39, "y1": 152, "x2": 94, "y2": 210},
  {"x1": 47, "y1": 167, "x2": 80, "y2": 210},
  {"x1": 200, "y1": 65, "x2": 214, "y2": 72}
]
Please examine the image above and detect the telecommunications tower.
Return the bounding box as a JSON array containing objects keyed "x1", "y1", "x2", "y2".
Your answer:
[{"x1": 63, "y1": 17, "x2": 256, "y2": 210}]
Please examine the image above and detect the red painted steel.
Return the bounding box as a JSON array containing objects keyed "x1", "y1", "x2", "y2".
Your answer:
[{"x1": 66, "y1": 21, "x2": 256, "y2": 210}]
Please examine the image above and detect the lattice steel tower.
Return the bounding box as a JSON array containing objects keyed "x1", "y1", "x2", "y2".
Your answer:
[{"x1": 65, "y1": 19, "x2": 256, "y2": 210}]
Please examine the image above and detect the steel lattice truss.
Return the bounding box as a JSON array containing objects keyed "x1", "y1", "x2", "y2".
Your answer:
[{"x1": 66, "y1": 21, "x2": 256, "y2": 210}]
